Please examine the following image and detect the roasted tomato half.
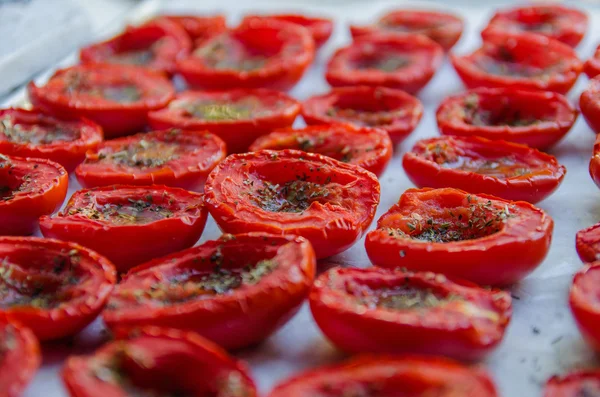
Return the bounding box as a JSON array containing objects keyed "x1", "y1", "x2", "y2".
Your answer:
[
  {"x1": 204, "y1": 150, "x2": 380, "y2": 259},
  {"x1": 28, "y1": 64, "x2": 175, "y2": 138},
  {"x1": 451, "y1": 33, "x2": 582, "y2": 94},
  {"x1": 104, "y1": 233, "x2": 316, "y2": 350},
  {"x1": 585, "y1": 45, "x2": 600, "y2": 79},
  {"x1": 75, "y1": 129, "x2": 225, "y2": 191},
  {"x1": 302, "y1": 86, "x2": 423, "y2": 144},
  {"x1": 310, "y1": 267, "x2": 511, "y2": 361},
  {"x1": 365, "y1": 188, "x2": 553, "y2": 286},
  {"x1": 80, "y1": 19, "x2": 192, "y2": 75},
  {"x1": 569, "y1": 262, "x2": 600, "y2": 351},
  {"x1": 0, "y1": 108, "x2": 103, "y2": 172},
  {"x1": 0, "y1": 237, "x2": 116, "y2": 341},
  {"x1": 326, "y1": 34, "x2": 443, "y2": 94},
  {"x1": 148, "y1": 89, "x2": 299, "y2": 153},
  {"x1": 0, "y1": 155, "x2": 67, "y2": 236},
  {"x1": 576, "y1": 223, "x2": 600, "y2": 263},
  {"x1": 39, "y1": 185, "x2": 207, "y2": 273},
  {"x1": 62, "y1": 327, "x2": 257, "y2": 397},
  {"x1": 580, "y1": 76, "x2": 600, "y2": 134},
  {"x1": 403, "y1": 136, "x2": 566, "y2": 203},
  {"x1": 436, "y1": 88, "x2": 578, "y2": 150},
  {"x1": 242, "y1": 14, "x2": 333, "y2": 49},
  {"x1": 589, "y1": 134, "x2": 600, "y2": 189},
  {"x1": 153, "y1": 15, "x2": 227, "y2": 41},
  {"x1": 545, "y1": 370, "x2": 600, "y2": 397},
  {"x1": 176, "y1": 18, "x2": 314, "y2": 91},
  {"x1": 350, "y1": 10, "x2": 464, "y2": 51},
  {"x1": 482, "y1": 4, "x2": 588, "y2": 48},
  {"x1": 0, "y1": 315, "x2": 40, "y2": 397},
  {"x1": 249, "y1": 124, "x2": 393, "y2": 176},
  {"x1": 268, "y1": 355, "x2": 499, "y2": 397}
]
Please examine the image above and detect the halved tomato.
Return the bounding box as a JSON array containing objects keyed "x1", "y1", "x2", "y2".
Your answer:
[
  {"x1": 204, "y1": 150, "x2": 380, "y2": 259},
  {"x1": 580, "y1": 76, "x2": 600, "y2": 134},
  {"x1": 39, "y1": 185, "x2": 207, "y2": 273},
  {"x1": 242, "y1": 14, "x2": 333, "y2": 49},
  {"x1": 62, "y1": 327, "x2": 257, "y2": 397},
  {"x1": 365, "y1": 188, "x2": 553, "y2": 286},
  {"x1": 585, "y1": 45, "x2": 600, "y2": 79},
  {"x1": 310, "y1": 267, "x2": 511, "y2": 361},
  {"x1": 451, "y1": 32, "x2": 582, "y2": 94},
  {"x1": 436, "y1": 88, "x2": 578, "y2": 150},
  {"x1": 176, "y1": 18, "x2": 314, "y2": 91},
  {"x1": 104, "y1": 233, "x2": 315, "y2": 350},
  {"x1": 589, "y1": 134, "x2": 600, "y2": 189},
  {"x1": 403, "y1": 136, "x2": 566, "y2": 203},
  {"x1": 545, "y1": 370, "x2": 600, "y2": 396},
  {"x1": 28, "y1": 64, "x2": 175, "y2": 138},
  {"x1": 576, "y1": 222, "x2": 600, "y2": 263},
  {"x1": 75, "y1": 128, "x2": 225, "y2": 191},
  {"x1": 326, "y1": 34, "x2": 443, "y2": 94},
  {"x1": 249, "y1": 124, "x2": 393, "y2": 176},
  {"x1": 570, "y1": 262, "x2": 600, "y2": 351},
  {"x1": 153, "y1": 15, "x2": 227, "y2": 41},
  {"x1": 0, "y1": 237, "x2": 116, "y2": 341},
  {"x1": 302, "y1": 86, "x2": 423, "y2": 144},
  {"x1": 148, "y1": 89, "x2": 300, "y2": 153},
  {"x1": 0, "y1": 155, "x2": 67, "y2": 236}
]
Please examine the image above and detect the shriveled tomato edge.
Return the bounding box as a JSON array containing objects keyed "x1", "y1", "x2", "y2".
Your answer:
[
  {"x1": 576, "y1": 223, "x2": 600, "y2": 263},
  {"x1": 580, "y1": 76, "x2": 600, "y2": 134},
  {"x1": 242, "y1": 14, "x2": 333, "y2": 48},
  {"x1": 545, "y1": 369, "x2": 600, "y2": 396}
]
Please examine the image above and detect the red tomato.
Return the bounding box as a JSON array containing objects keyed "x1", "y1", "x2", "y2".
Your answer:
[
  {"x1": 242, "y1": 14, "x2": 333, "y2": 49},
  {"x1": 545, "y1": 370, "x2": 600, "y2": 396},
  {"x1": 302, "y1": 86, "x2": 423, "y2": 144},
  {"x1": 451, "y1": 33, "x2": 582, "y2": 94},
  {"x1": 39, "y1": 185, "x2": 208, "y2": 273},
  {"x1": 153, "y1": 15, "x2": 227, "y2": 41},
  {"x1": 104, "y1": 233, "x2": 316, "y2": 350},
  {"x1": 365, "y1": 188, "x2": 553, "y2": 286},
  {"x1": 580, "y1": 76, "x2": 600, "y2": 134},
  {"x1": 62, "y1": 327, "x2": 257, "y2": 397},
  {"x1": 148, "y1": 89, "x2": 300, "y2": 153},
  {"x1": 0, "y1": 155, "x2": 67, "y2": 236},
  {"x1": 570, "y1": 262, "x2": 600, "y2": 351},
  {"x1": 585, "y1": 45, "x2": 600, "y2": 79},
  {"x1": 350, "y1": 10, "x2": 464, "y2": 51},
  {"x1": 589, "y1": 134, "x2": 600, "y2": 189},
  {"x1": 28, "y1": 64, "x2": 175, "y2": 138},
  {"x1": 0, "y1": 315, "x2": 40, "y2": 397},
  {"x1": 482, "y1": 4, "x2": 588, "y2": 48},
  {"x1": 176, "y1": 18, "x2": 314, "y2": 91},
  {"x1": 436, "y1": 88, "x2": 578, "y2": 150},
  {"x1": 403, "y1": 136, "x2": 566, "y2": 203},
  {"x1": 80, "y1": 19, "x2": 192, "y2": 75},
  {"x1": 75, "y1": 128, "x2": 225, "y2": 191},
  {"x1": 249, "y1": 124, "x2": 393, "y2": 176},
  {"x1": 576, "y1": 223, "x2": 600, "y2": 263},
  {"x1": 267, "y1": 355, "x2": 499, "y2": 397},
  {"x1": 204, "y1": 150, "x2": 380, "y2": 259},
  {"x1": 326, "y1": 34, "x2": 443, "y2": 94},
  {"x1": 0, "y1": 237, "x2": 116, "y2": 341}
]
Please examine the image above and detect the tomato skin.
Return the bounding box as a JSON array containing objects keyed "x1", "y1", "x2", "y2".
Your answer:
[
  {"x1": 576, "y1": 223, "x2": 600, "y2": 263},
  {"x1": 403, "y1": 136, "x2": 566, "y2": 203},
  {"x1": 569, "y1": 263, "x2": 600, "y2": 351},
  {"x1": 0, "y1": 315, "x2": 40, "y2": 397},
  {"x1": 242, "y1": 14, "x2": 333, "y2": 49},
  {"x1": 326, "y1": 34, "x2": 443, "y2": 95},
  {"x1": 589, "y1": 134, "x2": 600, "y2": 190},
  {"x1": 436, "y1": 88, "x2": 578, "y2": 150},
  {"x1": 580, "y1": 76, "x2": 600, "y2": 134},
  {"x1": 544, "y1": 370, "x2": 600, "y2": 397},
  {"x1": 153, "y1": 15, "x2": 227, "y2": 41},
  {"x1": 585, "y1": 45, "x2": 600, "y2": 79},
  {"x1": 365, "y1": 187, "x2": 553, "y2": 286},
  {"x1": 204, "y1": 150, "x2": 380, "y2": 259}
]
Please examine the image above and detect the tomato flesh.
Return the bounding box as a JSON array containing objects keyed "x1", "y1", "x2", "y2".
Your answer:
[
  {"x1": 580, "y1": 76, "x2": 600, "y2": 135},
  {"x1": 0, "y1": 315, "x2": 40, "y2": 397},
  {"x1": 570, "y1": 263, "x2": 600, "y2": 352},
  {"x1": 545, "y1": 371, "x2": 600, "y2": 397},
  {"x1": 243, "y1": 14, "x2": 333, "y2": 48},
  {"x1": 155, "y1": 15, "x2": 227, "y2": 41}
]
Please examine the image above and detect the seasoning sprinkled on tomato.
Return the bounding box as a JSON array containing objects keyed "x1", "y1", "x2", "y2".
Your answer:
[
  {"x1": 153, "y1": 15, "x2": 227, "y2": 42},
  {"x1": 242, "y1": 14, "x2": 333, "y2": 49}
]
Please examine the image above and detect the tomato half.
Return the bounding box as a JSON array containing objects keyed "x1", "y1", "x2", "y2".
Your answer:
[
  {"x1": 249, "y1": 124, "x2": 393, "y2": 176},
  {"x1": 451, "y1": 32, "x2": 582, "y2": 94},
  {"x1": 176, "y1": 18, "x2": 314, "y2": 91},
  {"x1": 0, "y1": 315, "x2": 40, "y2": 397},
  {"x1": 104, "y1": 233, "x2": 316, "y2": 350},
  {"x1": 436, "y1": 88, "x2": 578, "y2": 150},
  {"x1": 585, "y1": 45, "x2": 600, "y2": 79},
  {"x1": 28, "y1": 64, "x2": 175, "y2": 138},
  {"x1": 365, "y1": 188, "x2": 553, "y2": 286},
  {"x1": 482, "y1": 4, "x2": 588, "y2": 48},
  {"x1": 545, "y1": 370, "x2": 600, "y2": 397},
  {"x1": 75, "y1": 128, "x2": 225, "y2": 191},
  {"x1": 403, "y1": 136, "x2": 566, "y2": 203},
  {"x1": 267, "y1": 355, "x2": 499, "y2": 397},
  {"x1": 589, "y1": 134, "x2": 600, "y2": 189},
  {"x1": 576, "y1": 223, "x2": 600, "y2": 263},
  {"x1": 580, "y1": 76, "x2": 600, "y2": 134},
  {"x1": 242, "y1": 14, "x2": 333, "y2": 49},
  {"x1": 326, "y1": 34, "x2": 443, "y2": 94},
  {"x1": 0, "y1": 155, "x2": 67, "y2": 236},
  {"x1": 80, "y1": 19, "x2": 192, "y2": 75},
  {"x1": 153, "y1": 15, "x2": 227, "y2": 41},
  {"x1": 0, "y1": 237, "x2": 116, "y2": 341},
  {"x1": 570, "y1": 262, "x2": 600, "y2": 351},
  {"x1": 62, "y1": 327, "x2": 257, "y2": 397},
  {"x1": 39, "y1": 185, "x2": 207, "y2": 273},
  {"x1": 148, "y1": 89, "x2": 300, "y2": 154},
  {"x1": 350, "y1": 10, "x2": 464, "y2": 51},
  {"x1": 302, "y1": 86, "x2": 423, "y2": 144},
  {"x1": 204, "y1": 150, "x2": 380, "y2": 259}
]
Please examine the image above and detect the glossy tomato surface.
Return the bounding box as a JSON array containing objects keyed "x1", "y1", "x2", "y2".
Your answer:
[
  {"x1": 249, "y1": 124, "x2": 393, "y2": 176},
  {"x1": 75, "y1": 128, "x2": 225, "y2": 191},
  {"x1": 576, "y1": 222, "x2": 600, "y2": 263},
  {"x1": 570, "y1": 262, "x2": 600, "y2": 351},
  {"x1": 28, "y1": 64, "x2": 175, "y2": 138},
  {"x1": 39, "y1": 185, "x2": 208, "y2": 273},
  {"x1": 365, "y1": 188, "x2": 553, "y2": 286},
  {"x1": 104, "y1": 233, "x2": 316, "y2": 350},
  {"x1": 403, "y1": 136, "x2": 566, "y2": 203},
  {"x1": 589, "y1": 133, "x2": 600, "y2": 189},
  {"x1": 326, "y1": 34, "x2": 443, "y2": 94},
  {"x1": 243, "y1": 14, "x2": 333, "y2": 48},
  {"x1": 585, "y1": 45, "x2": 600, "y2": 79},
  {"x1": 0, "y1": 315, "x2": 40, "y2": 397},
  {"x1": 544, "y1": 370, "x2": 600, "y2": 397},
  {"x1": 204, "y1": 150, "x2": 380, "y2": 259},
  {"x1": 154, "y1": 15, "x2": 227, "y2": 41},
  {"x1": 302, "y1": 86, "x2": 423, "y2": 144},
  {"x1": 580, "y1": 76, "x2": 600, "y2": 134},
  {"x1": 0, "y1": 237, "x2": 116, "y2": 341},
  {"x1": 436, "y1": 88, "x2": 578, "y2": 150}
]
